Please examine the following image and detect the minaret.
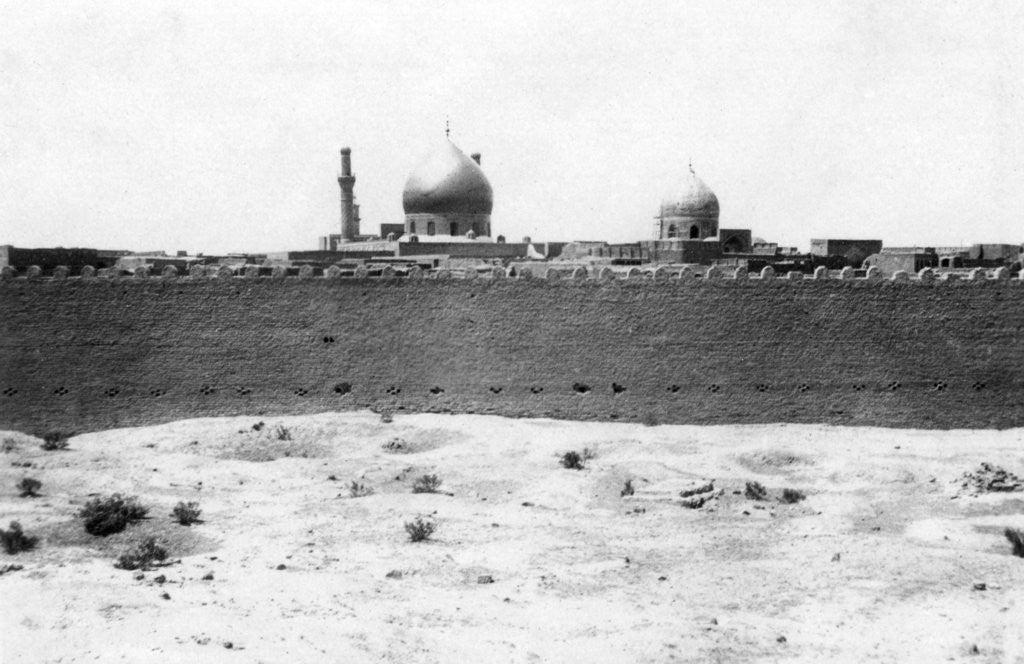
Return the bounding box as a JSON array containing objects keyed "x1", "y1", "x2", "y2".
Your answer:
[{"x1": 338, "y1": 147, "x2": 357, "y2": 242}]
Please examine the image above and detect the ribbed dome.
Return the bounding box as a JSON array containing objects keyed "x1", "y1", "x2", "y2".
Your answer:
[
  {"x1": 402, "y1": 140, "x2": 493, "y2": 215},
  {"x1": 659, "y1": 169, "x2": 719, "y2": 219}
]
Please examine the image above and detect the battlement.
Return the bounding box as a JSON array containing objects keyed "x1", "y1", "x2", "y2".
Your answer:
[{"x1": 2, "y1": 262, "x2": 1020, "y2": 286}]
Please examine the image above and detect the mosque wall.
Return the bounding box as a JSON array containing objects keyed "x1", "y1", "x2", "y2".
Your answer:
[{"x1": 2, "y1": 274, "x2": 1024, "y2": 434}]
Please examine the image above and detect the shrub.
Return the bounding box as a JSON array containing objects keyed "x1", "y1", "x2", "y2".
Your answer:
[
  {"x1": 40, "y1": 432, "x2": 71, "y2": 451},
  {"x1": 79, "y1": 493, "x2": 148, "y2": 536},
  {"x1": 114, "y1": 537, "x2": 168, "y2": 570},
  {"x1": 780, "y1": 488, "x2": 806, "y2": 504},
  {"x1": 274, "y1": 425, "x2": 291, "y2": 441},
  {"x1": 405, "y1": 516, "x2": 436, "y2": 542},
  {"x1": 412, "y1": 474, "x2": 442, "y2": 494},
  {"x1": 560, "y1": 451, "x2": 584, "y2": 470},
  {"x1": 620, "y1": 479, "x2": 635, "y2": 497},
  {"x1": 1, "y1": 521, "x2": 38, "y2": 554},
  {"x1": 349, "y1": 481, "x2": 374, "y2": 498},
  {"x1": 171, "y1": 501, "x2": 202, "y2": 525},
  {"x1": 745, "y1": 481, "x2": 768, "y2": 501},
  {"x1": 582, "y1": 446, "x2": 597, "y2": 461},
  {"x1": 1006, "y1": 528, "x2": 1024, "y2": 558},
  {"x1": 17, "y1": 477, "x2": 42, "y2": 497}
]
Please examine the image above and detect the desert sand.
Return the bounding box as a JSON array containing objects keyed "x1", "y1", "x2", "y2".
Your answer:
[{"x1": 2, "y1": 411, "x2": 1023, "y2": 663}]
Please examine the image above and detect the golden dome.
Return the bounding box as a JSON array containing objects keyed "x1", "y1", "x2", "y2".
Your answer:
[{"x1": 402, "y1": 140, "x2": 493, "y2": 215}]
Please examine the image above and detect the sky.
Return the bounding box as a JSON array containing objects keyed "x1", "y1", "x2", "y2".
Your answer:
[{"x1": 2, "y1": 1, "x2": 1023, "y2": 254}]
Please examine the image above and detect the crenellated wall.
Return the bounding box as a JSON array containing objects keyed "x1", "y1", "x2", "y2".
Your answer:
[{"x1": 2, "y1": 265, "x2": 1023, "y2": 433}]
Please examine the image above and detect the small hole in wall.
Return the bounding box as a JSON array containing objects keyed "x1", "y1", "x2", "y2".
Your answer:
[
  {"x1": 932, "y1": 381, "x2": 947, "y2": 392},
  {"x1": 429, "y1": 386, "x2": 444, "y2": 395},
  {"x1": 572, "y1": 383, "x2": 591, "y2": 394},
  {"x1": 2, "y1": 388, "x2": 18, "y2": 397},
  {"x1": 530, "y1": 386, "x2": 543, "y2": 394},
  {"x1": 887, "y1": 381, "x2": 901, "y2": 391},
  {"x1": 322, "y1": 336, "x2": 335, "y2": 344},
  {"x1": 755, "y1": 383, "x2": 770, "y2": 393},
  {"x1": 105, "y1": 387, "x2": 121, "y2": 397},
  {"x1": 148, "y1": 388, "x2": 165, "y2": 397},
  {"x1": 334, "y1": 382, "x2": 352, "y2": 395},
  {"x1": 853, "y1": 384, "x2": 867, "y2": 392},
  {"x1": 235, "y1": 386, "x2": 252, "y2": 396},
  {"x1": 53, "y1": 387, "x2": 69, "y2": 396},
  {"x1": 972, "y1": 381, "x2": 986, "y2": 391},
  {"x1": 294, "y1": 388, "x2": 308, "y2": 397},
  {"x1": 707, "y1": 384, "x2": 721, "y2": 393},
  {"x1": 199, "y1": 385, "x2": 216, "y2": 396},
  {"x1": 489, "y1": 386, "x2": 502, "y2": 394},
  {"x1": 667, "y1": 385, "x2": 680, "y2": 393},
  {"x1": 386, "y1": 386, "x2": 401, "y2": 395},
  {"x1": 612, "y1": 383, "x2": 627, "y2": 394},
  {"x1": 797, "y1": 383, "x2": 810, "y2": 393}
]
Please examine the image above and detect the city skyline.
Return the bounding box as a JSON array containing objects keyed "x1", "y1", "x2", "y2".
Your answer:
[{"x1": 2, "y1": 1, "x2": 1023, "y2": 254}]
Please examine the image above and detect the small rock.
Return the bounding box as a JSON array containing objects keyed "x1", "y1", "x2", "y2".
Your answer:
[
  {"x1": 477, "y1": 575, "x2": 495, "y2": 584},
  {"x1": 327, "y1": 475, "x2": 337, "y2": 481},
  {"x1": 521, "y1": 502, "x2": 534, "y2": 507},
  {"x1": 973, "y1": 582, "x2": 987, "y2": 591},
  {"x1": 777, "y1": 635, "x2": 787, "y2": 643},
  {"x1": 831, "y1": 553, "x2": 841, "y2": 562},
  {"x1": 658, "y1": 576, "x2": 667, "y2": 581},
  {"x1": 154, "y1": 574, "x2": 166, "y2": 584},
  {"x1": 202, "y1": 572, "x2": 214, "y2": 581},
  {"x1": 385, "y1": 570, "x2": 403, "y2": 579},
  {"x1": 134, "y1": 573, "x2": 145, "y2": 581},
  {"x1": 160, "y1": 592, "x2": 171, "y2": 600},
  {"x1": 276, "y1": 564, "x2": 286, "y2": 570},
  {"x1": 710, "y1": 618, "x2": 718, "y2": 625},
  {"x1": 223, "y1": 642, "x2": 234, "y2": 649},
  {"x1": 969, "y1": 644, "x2": 980, "y2": 654}
]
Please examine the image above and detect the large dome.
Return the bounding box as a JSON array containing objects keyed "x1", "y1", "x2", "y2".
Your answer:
[
  {"x1": 659, "y1": 169, "x2": 719, "y2": 219},
  {"x1": 402, "y1": 140, "x2": 493, "y2": 215}
]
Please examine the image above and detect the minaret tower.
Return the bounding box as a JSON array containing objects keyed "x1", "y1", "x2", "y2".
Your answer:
[{"x1": 338, "y1": 147, "x2": 357, "y2": 242}]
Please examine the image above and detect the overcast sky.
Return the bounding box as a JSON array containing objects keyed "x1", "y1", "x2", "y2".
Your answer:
[{"x1": 2, "y1": 1, "x2": 1023, "y2": 254}]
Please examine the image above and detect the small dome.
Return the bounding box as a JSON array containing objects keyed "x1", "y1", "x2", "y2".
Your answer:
[
  {"x1": 660, "y1": 169, "x2": 719, "y2": 219},
  {"x1": 403, "y1": 140, "x2": 493, "y2": 215}
]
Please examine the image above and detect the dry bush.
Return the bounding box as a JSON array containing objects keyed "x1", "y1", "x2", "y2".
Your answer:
[
  {"x1": 745, "y1": 481, "x2": 768, "y2": 501},
  {"x1": 40, "y1": 432, "x2": 71, "y2": 451},
  {"x1": 171, "y1": 501, "x2": 202, "y2": 525},
  {"x1": 405, "y1": 516, "x2": 436, "y2": 542},
  {"x1": 561, "y1": 451, "x2": 584, "y2": 470},
  {"x1": 274, "y1": 425, "x2": 291, "y2": 441},
  {"x1": 1006, "y1": 528, "x2": 1024, "y2": 558},
  {"x1": 80, "y1": 493, "x2": 148, "y2": 536},
  {"x1": 780, "y1": 488, "x2": 806, "y2": 504},
  {"x1": 17, "y1": 477, "x2": 42, "y2": 497},
  {"x1": 349, "y1": 481, "x2": 374, "y2": 498},
  {"x1": 620, "y1": 479, "x2": 635, "y2": 497},
  {"x1": 412, "y1": 474, "x2": 442, "y2": 494},
  {"x1": 1, "y1": 521, "x2": 38, "y2": 554},
  {"x1": 114, "y1": 537, "x2": 168, "y2": 570}
]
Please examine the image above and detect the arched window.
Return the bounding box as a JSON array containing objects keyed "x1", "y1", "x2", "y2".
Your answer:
[
  {"x1": 722, "y1": 235, "x2": 743, "y2": 253},
  {"x1": 427, "y1": 221, "x2": 436, "y2": 236},
  {"x1": 690, "y1": 225, "x2": 700, "y2": 239},
  {"x1": 667, "y1": 224, "x2": 677, "y2": 238},
  {"x1": 449, "y1": 222, "x2": 459, "y2": 236}
]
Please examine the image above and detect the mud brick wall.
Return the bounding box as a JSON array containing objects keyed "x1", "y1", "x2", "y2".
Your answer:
[{"x1": 2, "y1": 277, "x2": 1023, "y2": 433}]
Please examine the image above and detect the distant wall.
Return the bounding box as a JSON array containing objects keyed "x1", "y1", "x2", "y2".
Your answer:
[{"x1": 2, "y1": 274, "x2": 1024, "y2": 433}]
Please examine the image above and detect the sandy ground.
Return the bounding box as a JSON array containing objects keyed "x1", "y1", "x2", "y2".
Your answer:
[{"x1": 1, "y1": 412, "x2": 1024, "y2": 663}]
